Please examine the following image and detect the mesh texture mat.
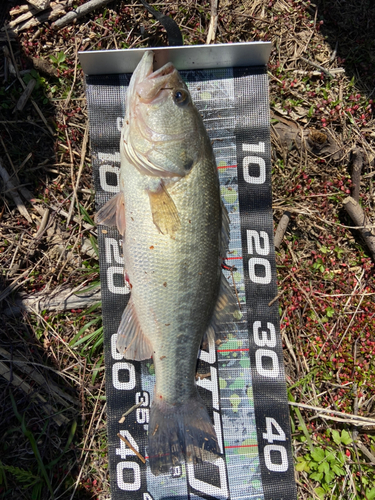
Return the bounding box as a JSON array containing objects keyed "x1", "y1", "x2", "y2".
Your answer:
[{"x1": 85, "y1": 64, "x2": 297, "y2": 500}]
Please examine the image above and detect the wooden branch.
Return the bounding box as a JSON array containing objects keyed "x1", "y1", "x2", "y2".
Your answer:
[
  {"x1": 0, "y1": 158, "x2": 32, "y2": 223},
  {"x1": 53, "y1": 0, "x2": 114, "y2": 29},
  {"x1": 274, "y1": 210, "x2": 291, "y2": 249},
  {"x1": 0, "y1": 361, "x2": 69, "y2": 426},
  {"x1": 289, "y1": 401, "x2": 375, "y2": 426},
  {"x1": 206, "y1": 0, "x2": 218, "y2": 44},
  {"x1": 13, "y1": 78, "x2": 36, "y2": 113},
  {"x1": 3, "y1": 3, "x2": 65, "y2": 34},
  {"x1": 10, "y1": 5, "x2": 33, "y2": 16},
  {"x1": 27, "y1": 0, "x2": 51, "y2": 10},
  {"x1": 343, "y1": 196, "x2": 375, "y2": 260},
  {"x1": 0, "y1": 347, "x2": 80, "y2": 408},
  {"x1": 300, "y1": 56, "x2": 336, "y2": 78},
  {"x1": 350, "y1": 148, "x2": 364, "y2": 202},
  {"x1": 117, "y1": 433, "x2": 146, "y2": 463},
  {"x1": 356, "y1": 441, "x2": 375, "y2": 464},
  {"x1": 4, "y1": 27, "x2": 54, "y2": 136},
  {"x1": 3, "y1": 286, "x2": 102, "y2": 316},
  {"x1": 7, "y1": 9, "x2": 37, "y2": 29}
]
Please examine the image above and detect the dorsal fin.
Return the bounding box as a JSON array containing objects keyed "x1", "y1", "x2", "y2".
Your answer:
[{"x1": 205, "y1": 273, "x2": 242, "y2": 343}]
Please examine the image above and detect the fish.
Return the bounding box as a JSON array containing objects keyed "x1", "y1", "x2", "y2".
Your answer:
[{"x1": 96, "y1": 51, "x2": 240, "y2": 475}]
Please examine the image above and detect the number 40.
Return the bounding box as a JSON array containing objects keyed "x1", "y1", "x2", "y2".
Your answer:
[{"x1": 262, "y1": 417, "x2": 289, "y2": 473}]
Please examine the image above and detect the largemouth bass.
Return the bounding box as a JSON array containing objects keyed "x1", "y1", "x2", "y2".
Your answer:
[{"x1": 96, "y1": 51, "x2": 239, "y2": 475}]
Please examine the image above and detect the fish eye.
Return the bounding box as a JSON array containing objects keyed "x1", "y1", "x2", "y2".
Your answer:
[{"x1": 173, "y1": 89, "x2": 189, "y2": 107}]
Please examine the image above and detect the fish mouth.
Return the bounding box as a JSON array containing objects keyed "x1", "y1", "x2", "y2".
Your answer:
[{"x1": 137, "y1": 59, "x2": 177, "y2": 104}]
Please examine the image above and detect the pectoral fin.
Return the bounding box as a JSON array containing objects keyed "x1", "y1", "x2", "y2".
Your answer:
[
  {"x1": 95, "y1": 192, "x2": 126, "y2": 236},
  {"x1": 148, "y1": 181, "x2": 180, "y2": 238}
]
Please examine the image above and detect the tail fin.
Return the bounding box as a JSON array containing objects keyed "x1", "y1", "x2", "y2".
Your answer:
[{"x1": 148, "y1": 392, "x2": 220, "y2": 475}]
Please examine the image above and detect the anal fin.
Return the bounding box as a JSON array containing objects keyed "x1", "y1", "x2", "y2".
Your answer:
[
  {"x1": 116, "y1": 297, "x2": 153, "y2": 361},
  {"x1": 148, "y1": 181, "x2": 180, "y2": 238},
  {"x1": 95, "y1": 192, "x2": 126, "y2": 236}
]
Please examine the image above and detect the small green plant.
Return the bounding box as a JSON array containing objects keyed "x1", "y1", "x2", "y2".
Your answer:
[
  {"x1": 49, "y1": 51, "x2": 67, "y2": 69},
  {"x1": 295, "y1": 429, "x2": 375, "y2": 499},
  {"x1": 307, "y1": 104, "x2": 315, "y2": 118},
  {"x1": 9, "y1": 392, "x2": 54, "y2": 499},
  {"x1": 6, "y1": 392, "x2": 77, "y2": 500},
  {"x1": 0, "y1": 463, "x2": 40, "y2": 491},
  {"x1": 311, "y1": 257, "x2": 325, "y2": 273},
  {"x1": 70, "y1": 316, "x2": 103, "y2": 359},
  {"x1": 334, "y1": 246, "x2": 344, "y2": 259},
  {"x1": 325, "y1": 306, "x2": 335, "y2": 318},
  {"x1": 296, "y1": 441, "x2": 347, "y2": 498}
]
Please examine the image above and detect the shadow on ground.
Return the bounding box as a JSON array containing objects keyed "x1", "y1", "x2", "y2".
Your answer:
[{"x1": 315, "y1": 0, "x2": 375, "y2": 97}]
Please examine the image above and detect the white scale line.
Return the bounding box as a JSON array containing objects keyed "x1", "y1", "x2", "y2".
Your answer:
[
  {"x1": 199, "y1": 106, "x2": 235, "y2": 112},
  {"x1": 207, "y1": 128, "x2": 234, "y2": 133},
  {"x1": 192, "y1": 96, "x2": 234, "y2": 103},
  {"x1": 204, "y1": 116, "x2": 235, "y2": 121},
  {"x1": 213, "y1": 145, "x2": 236, "y2": 150},
  {"x1": 211, "y1": 137, "x2": 236, "y2": 141}
]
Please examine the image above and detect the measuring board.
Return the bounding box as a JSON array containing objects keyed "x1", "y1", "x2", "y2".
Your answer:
[{"x1": 80, "y1": 43, "x2": 297, "y2": 500}]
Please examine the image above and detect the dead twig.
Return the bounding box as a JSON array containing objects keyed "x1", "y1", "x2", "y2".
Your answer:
[
  {"x1": 0, "y1": 158, "x2": 32, "y2": 223},
  {"x1": 350, "y1": 148, "x2": 364, "y2": 202},
  {"x1": 117, "y1": 433, "x2": 146, "y2": 464},
  {"x1": 64, "y1": 35, "x2": 80, "y2": 108},
  {"x1": 268, "y1": 289, "x2": 286, "y2": 306},
  {"x1": 300, "y1": 56, "x2": 336, "y2": 78},
  {"x1": 3, "y1": 2, "x2": 65, "y2": 34},
  {"x1": 118, "y1": 401, "x2": 144, "y2": 424},
  {"x1": 274, "y1": 210, "x2": 291, "y2": 249},
  {"x1": 4, "y1": 26, "x2": 54, "y2": 135},
  {"x1": 206, "y1": 0, "x2": 218, "y2": 44},
  {"x1": 0, "y1": 361, "x2": 69, "y2": 426},
  {"x1": 53, "y1": 0, "x2": 115, "y2": 29},
  {"x1": 13, "y1": 78, "x2": 36, "y2": 113},
  {"x1": 343, "y1": 196, "x2": 375, "y2": 260},
  {"x1": 2, "y1": 283, "x2": 101, "y2": 316},
  {"x1": 34, "y1": 207, "x2": 50, "y2": 239},
  {"x1": 66, "y1": 123, "x2": 89, "y2": 226},
  {"x1": 288, "y1": 401, "x2": 375, "y2": 427}
]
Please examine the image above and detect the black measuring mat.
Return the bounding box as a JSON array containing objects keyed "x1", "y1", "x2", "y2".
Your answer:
[{"x1": 85, "y1": 65, "x2": 297, "y2": 500}]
